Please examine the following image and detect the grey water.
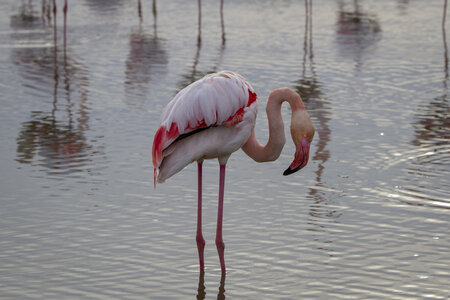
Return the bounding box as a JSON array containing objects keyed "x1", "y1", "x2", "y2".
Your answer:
[{"x1": 0, "y1": 0, "x2": 449, "y2": 299}]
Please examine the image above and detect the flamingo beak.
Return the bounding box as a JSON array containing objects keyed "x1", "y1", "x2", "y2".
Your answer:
[{"x1": 283, "y1": 137, "x2": 310, "y2": 176}]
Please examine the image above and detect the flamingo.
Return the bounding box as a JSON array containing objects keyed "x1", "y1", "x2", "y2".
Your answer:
[{"x1": 152, "y1": 71, "x2": 315, "y2": 273}]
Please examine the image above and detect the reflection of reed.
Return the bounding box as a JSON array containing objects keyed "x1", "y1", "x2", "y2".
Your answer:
[{"x1": 196, "y1": 270, "x2": 225, "y2": 300}]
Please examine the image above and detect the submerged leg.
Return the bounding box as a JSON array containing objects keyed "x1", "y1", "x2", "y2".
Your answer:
[
  {"x1": 63, "y1": 0, "x2": 68, "y2": 52},
  {"x1": 216, "y1": 164, "x2": 226, "y2": 273},
  {"x1": 196, "y1": 161, "x2": 205, "y2": 270},
  {"x1": 52, "y1": 0, "x2": 57, "y2": 45},
  {"x1": 197, "y1": 0, "x2": 202, "y2": 43}
]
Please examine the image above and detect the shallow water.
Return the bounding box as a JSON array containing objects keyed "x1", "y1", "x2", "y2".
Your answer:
[{"x1": 1, "y1": 0, "x2": 449, "y2": 299}]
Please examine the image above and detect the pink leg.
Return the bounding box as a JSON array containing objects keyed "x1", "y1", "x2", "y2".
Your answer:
[
  {"x1": 196, "y1": 162, "x2": 205, "y2": 270},
  {"x1": 216, "y1": 164, "x2": 226, "y2": 273}
]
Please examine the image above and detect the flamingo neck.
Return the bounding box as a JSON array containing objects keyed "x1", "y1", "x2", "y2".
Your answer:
[{"x1": 242, "y1": 88, "x2": 304, "y2": 162}]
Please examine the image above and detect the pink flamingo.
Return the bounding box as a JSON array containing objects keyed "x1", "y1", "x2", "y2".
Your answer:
[{"x1": 152, "y1": 71, "x2": 315, "y2": 273}]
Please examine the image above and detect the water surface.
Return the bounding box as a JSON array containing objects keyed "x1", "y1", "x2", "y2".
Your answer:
[{"x1": 0, "y1": 0, "x2": 449, "y2": 299}]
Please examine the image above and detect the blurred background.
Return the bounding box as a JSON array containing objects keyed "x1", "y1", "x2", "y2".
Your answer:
[{"x1": 0, "y1": 0, "x2": 448, "y2": 299}]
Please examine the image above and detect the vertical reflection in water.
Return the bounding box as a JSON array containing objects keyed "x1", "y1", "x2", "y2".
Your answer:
[
  {"x1": 404, "y1": 0, "x2": 450, "y2": 207},
  {"x1": 195, "y1": 271, "x2": 226, "y2": 300},
  {"x1": 336, "y1": 0, "x2": 381, "y2": 71},
  {"x1": 410, "y1": 0, "x2": 449, "y2": 149},
  {"x1": 396, "y1": 0, "x2": 410, "y2": 12},
  {"x1": 11, "y1": 3, "x2": 98, "y2": 177},
  {"x1": 220, "y1": 0, "x2": 226, "y2": 44},
  {"x1": 197, "y1": 0, "x2": 202, "y2": 44},
  {"x1": 152, "y1": 0, "x2": 158, "y2": 34},
  {"x1": 443, "y1": 0, "x2": 448, "y2": 80},
  {"x1": 175, "y1": 0, "x2": 228, "y2": 91},
  {"x1": 42, "y1": 0, "x2": 53, "y2": 25},
  {"x1": 124, "y1": 0, "x2": 168, "y2": 108},
  {"x1": 196, "y1": 0, "x2": 226, "y2": 43},
  {"x1": 175, "y1": 32, "x2": 226, "y2": 93},
  {"x1": 217, "y1": 273, "x2": 226, "y2": 300},
  {"x1": 84, "y1": 0, "x2": 125, "y2": 15},
  {"x1": 124, "y1": 24, "x2": 168, "y2": 108},
  {"x1": 196, "y1": 270, "x2": 206, "y2": 300},
  {"x1": 295, "y1": 1, "x2": 338, "y2": 247},
  {"x1": 137, "y1": 0, "x2": 143, "y2": 23},
  {"x1": 50, "y1": 0, "x2": 68, "y2": 52},
  {"x1": 136, "y1": 0, "x2": 157, "y2": 31}
]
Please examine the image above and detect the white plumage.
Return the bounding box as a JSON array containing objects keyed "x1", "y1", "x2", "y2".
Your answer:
[
  {"x1": 161, "y1": 71, "x2": 254, "y2": 132},
  {"x1": 153, "y1": 71, "x2": 258, "y2": 183}
]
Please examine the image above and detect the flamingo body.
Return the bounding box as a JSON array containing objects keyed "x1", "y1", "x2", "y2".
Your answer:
[
  {"x1": 152, "y1": 71, "x2": 314, "y2": 273},
  {"x1": 153, "y1": 71, "x2": 257, "y2": 183}
]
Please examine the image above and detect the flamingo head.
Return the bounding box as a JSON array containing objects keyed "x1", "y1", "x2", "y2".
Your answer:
[{"x1": 283, "y1": 109, "x2": 315, "y2": 175}]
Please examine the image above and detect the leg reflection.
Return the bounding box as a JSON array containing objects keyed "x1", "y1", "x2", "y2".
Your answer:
[
  {"x1": 218, "y1": 273, "x2": 226, "y2": 300},
  {"x1": 196, "y1": 271, "x2": 226, "y2": 299},
  {"x1": 197, "y1": 270, "x2": 206, "y2": 300}
]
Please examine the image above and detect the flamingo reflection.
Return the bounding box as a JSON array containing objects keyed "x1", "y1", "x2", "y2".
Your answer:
[
  {"x1": 412, "y1": 1, "x2": 449, "y2": 148},
  {"x1": 136, "y1": 0, "x2": 157, "y2": 31},
  {"x1": 14, "y1": 51, "x2": 92, "y2": 173},
  {"x1": 196, "y1": 270, "x2": 226, "y2": 300},
  {"x1": 295, "y1": 0, "x2": 339, "y2": 233},
  {"x1": 175, "y1": 28, "x2": 226, "y2": 93},
  {"x1": 197, "y1": 0, "x2": 226, "y2": 44},
  {"x1": 10, "y1": 2, "x2": 100, "y2": 175},
  {"x1": 50, "y1": 0, "x2": 68, "y2": 49},
  {"x1": 124, "y1": 24, "x2": 168, "y2": 108},
  {"x1": 336, "y1": 0, "x2": 381, "y2": 70}
]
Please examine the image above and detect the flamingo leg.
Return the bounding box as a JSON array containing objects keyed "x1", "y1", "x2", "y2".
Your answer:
[
  {"x1": 52, "y1": 0, "x2": 57, "y2": 45},
  {"x1": 196, "y1": 161, "x2": 205, "y2": 270},
  {"x1": 197, "y1": 0, "x2": 202, "y2": 43},
  {"x1": 63, "y1": 0, "x2": 68, "y2": 52},
  {"x1": 220, "y1": 0, "x2": 225, "y2": 43},
  {"x1": 216, "y1": 164, "x2": 226, "y2": 273}
]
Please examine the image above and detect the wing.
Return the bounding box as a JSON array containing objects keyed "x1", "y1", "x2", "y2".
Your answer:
[{"x1": 152, "y1": 71, "x2": 257, "y2": 170}]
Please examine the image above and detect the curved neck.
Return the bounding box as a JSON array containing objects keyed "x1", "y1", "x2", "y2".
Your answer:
[{"x1": 242, "y1": 88, "x2": 304, "y2": 162}]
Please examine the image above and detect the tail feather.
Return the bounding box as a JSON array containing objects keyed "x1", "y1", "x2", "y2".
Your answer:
[{"x1": 152, "y1": 123, "x2": 179, "y2": 168}]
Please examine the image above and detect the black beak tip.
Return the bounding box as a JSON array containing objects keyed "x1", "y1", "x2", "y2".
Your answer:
[{"x1": 283, "y1": 166, "x2": 300, "y2": 176}]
